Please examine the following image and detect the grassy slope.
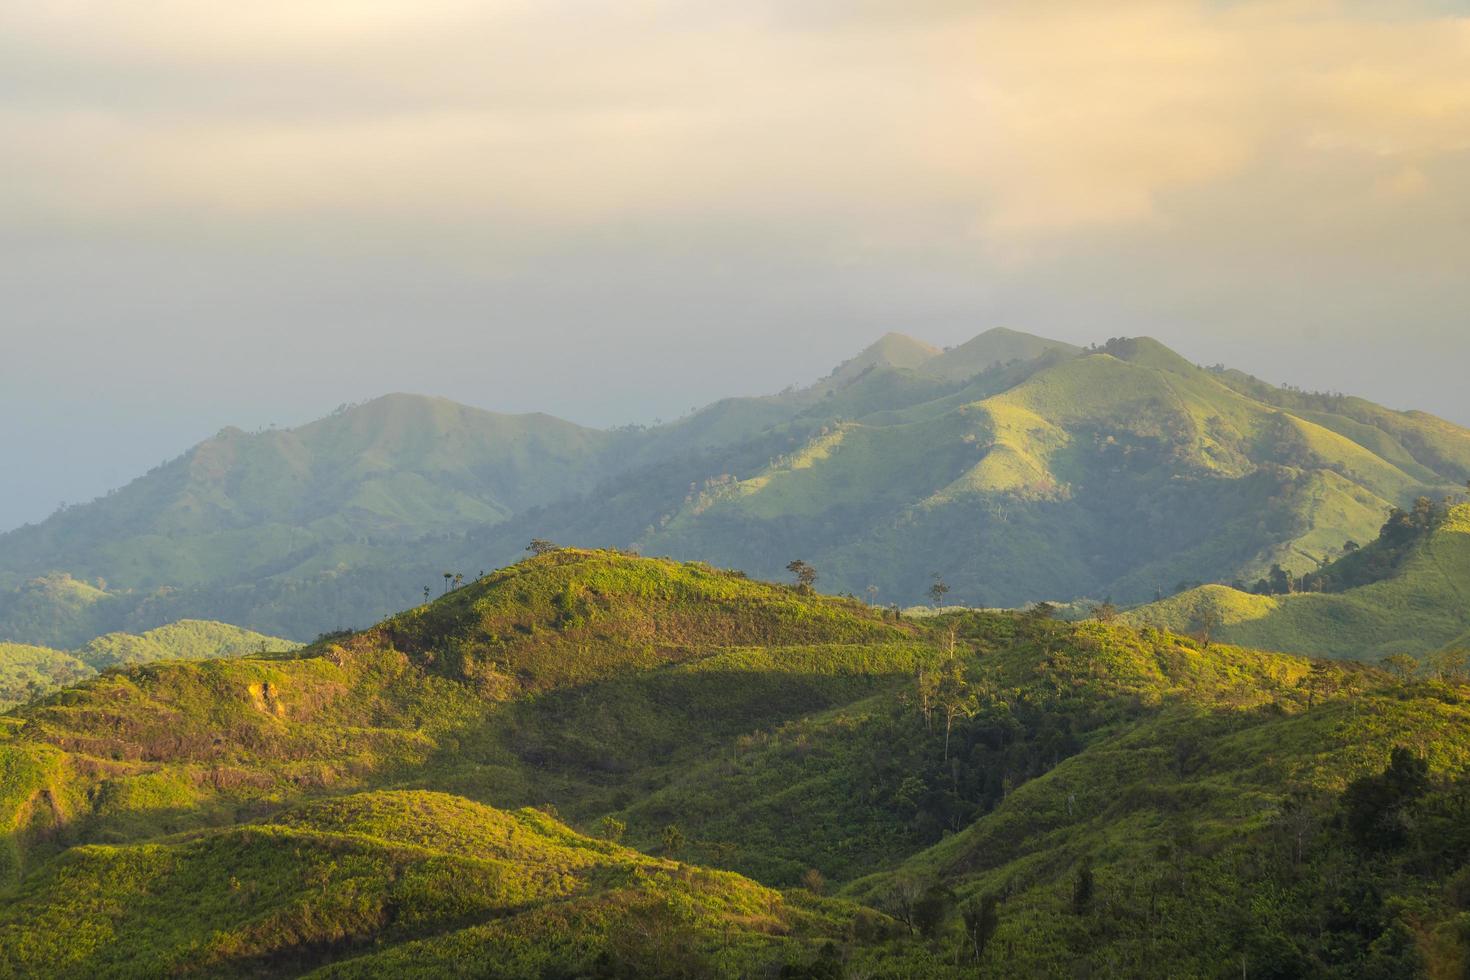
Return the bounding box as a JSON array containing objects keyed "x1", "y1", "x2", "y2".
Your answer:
[
  {"x1": 643, "y1": 341, "x2": 1452, "y2": 606},
  {"x1": 0, "y1": 552, "x2": 908, "y2": 877},
  {"x1": 0, "y1": 790, "x2": 862, "y2": 979},
  {"x1": 0, "y1": 621, "x2": 299, "y2": 710},
  {"x1": 2, "y1": 552, "x2": 1470, "y2": 974},
  {"x1": 77, "y1": 620, "x2": 301, "y2": 670},
  {"x1": 0, "y1": 394, "x2": 625, "y2": 593},
  {"x1": 844, "y1": 623, "x2": 1470, "y2": 976},
  {"x1": 0, "y1": 552, "x2": 925, "y2": 976},
  {"x1": 1126, "y1": 503, "x2": 1470, "y2": 660},
  {"x1": 6, "y1": 334, "x2": 1470, "y2": 644}
]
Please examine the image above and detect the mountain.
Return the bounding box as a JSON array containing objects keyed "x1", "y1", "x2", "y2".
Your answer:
[
  {"x1": 0, "y1": 394, "x2": 627, "y2": 596},
  {"x1": 1125, "y1": 500, "x2": 1470, "y2": 660},
  {"x1": 921, "y1": 326, "x2": 1081, "y2": 381},
  {"x1": 1, "y1": 550, "x2": 1468, "y2": 975},
  {"x1": 822, "y1": 331, "x2": 942, "y2": 388},
  {"x1": 0, "y1": 619, "x2": 298, "y2": 708},
  {"x1": 4, "y1": 330, "x2": 1469, "y2": 643},
  {"x1": 621, "y1": 335, "x2": 1465, "y2": 608}
]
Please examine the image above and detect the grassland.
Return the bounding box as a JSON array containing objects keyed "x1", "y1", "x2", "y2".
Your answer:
[
  {"x1": 1, "y1": 549, "x2": 1469, "y2": 975},
  {"x1": 1126, "y1": 503, "x2": 1470, "y2": 660}
]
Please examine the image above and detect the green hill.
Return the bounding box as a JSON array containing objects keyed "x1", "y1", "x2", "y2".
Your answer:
[
  {"x1": 1124, "y1": 502, "x2": 1470, "y2": 661},
  {"x1": 0, "y1": 789, "x2": 862, "y2": 979},
  {"x1": 2, "y1": 550, "x2": 1470, "y2": 975},
  {"x1": 0, "y1": 620, "x2": 298, "y2": 709},
  {"x1": 4, "y1": 331, "x2": 1469, "y2": 643}
]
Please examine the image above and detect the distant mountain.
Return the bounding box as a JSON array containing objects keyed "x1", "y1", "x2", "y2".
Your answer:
[
  {"x1": 922, "y1": 326, "x2": 1081, "y2": 381},
  {"x1": 0, "y1": 619, "x2": 298, "y2": 707},
  {"x1": 3, "y1": 329, "x2": 1468, "y2": 642},
  {"x1": 3, "y1": 549, "x2": 1468, "y2": 974},
  {"x1": 823, "y1": 331, "x2": 941, "y2": 388},
  {"x1": 0, "y1": 394, "x2": 628, "y2": 594},
  {"x1": 615, "y1": 335, "x2": 1467, "y2": 614}
]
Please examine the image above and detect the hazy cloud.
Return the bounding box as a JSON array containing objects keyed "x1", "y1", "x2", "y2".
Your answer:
[{"x1": 2, "y1": 0, "x2": 1468, "y2": 528}]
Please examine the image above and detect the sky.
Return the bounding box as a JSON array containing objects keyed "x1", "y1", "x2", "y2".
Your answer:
[{"x1": 2, "y1": 0, "x2": 1468, "y2": 531}]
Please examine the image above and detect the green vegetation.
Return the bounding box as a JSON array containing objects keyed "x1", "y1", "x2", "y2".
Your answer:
[
  {"x1": 1, "y1": 549, "x2": 1469, "y2": 975},
  {"x1": 5, "y1": 330, "x2": 1469, "y2": 643},
  {"x1": 0, "y1": 621, "x2": 297, "y2": 709},
  {"x1": 1127, "y1": 502, "x2": 1470, "y2": 660},
  {"x1": 0, "y1": 790, "x2": 866, "y2": 978}
]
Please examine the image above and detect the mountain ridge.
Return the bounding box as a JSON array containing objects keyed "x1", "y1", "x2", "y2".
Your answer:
[{"x1": 3, "y1": 329, "x2": 1468, "y2": 645}]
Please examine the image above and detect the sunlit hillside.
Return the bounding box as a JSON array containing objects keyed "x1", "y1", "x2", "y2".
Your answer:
[
  {"x1": 3, "y1": 331, "x2": 1468, "y2": 646},
  {"x1": 1, "y1": 550, "x2": 1467, "y2": 975}
]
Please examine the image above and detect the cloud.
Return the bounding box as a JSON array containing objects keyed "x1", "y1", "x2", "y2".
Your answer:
[{"x1": 2, "y1": 0, "x2": 1467, "y2": 257}]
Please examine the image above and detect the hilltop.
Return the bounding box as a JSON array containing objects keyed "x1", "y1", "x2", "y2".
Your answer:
[
  {"x1": 1, "y1": 550, "x2": 1469, "y2": 974},
  {"x1": 3, "y1": 329, "x2": 1469, "y2": 642}
]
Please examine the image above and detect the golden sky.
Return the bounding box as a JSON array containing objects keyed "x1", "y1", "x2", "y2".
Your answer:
[
  {"x1": 1, "y1": 0, "x2": 1468, "y2": 526},
  {"x1": 4, "y1": 1, "x2": 1466, "y2": 243}
]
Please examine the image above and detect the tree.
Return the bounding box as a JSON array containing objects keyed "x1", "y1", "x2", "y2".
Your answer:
[
  {"x1": 1192, "y1": 606, "x2": 1223, "y2": 648},
  {"x1": 866, "y1": 584, "x2": 880, "y2": 607},
  {"x1": 801, "y1": 868, "x2": 827, "y2": 895},
  {"x1": 598, "y1": 816, "x2": 626, "y2": 842},
  {"x1": 1094, "y1": 600, "x2": 1118, "y2": 623},
  {"x1": 933, "y1": 662, "x2": 978, "y2": 762},
  {"x1": 1302, "y1": 662, "x2": 1340, "y2": 707},
  {"x1": 881, "y1": 877, "x2": 924, "y2": 935},
  {"x1": 1429, "y1": 648, "x2": 1470, "y2": 683},
  {"x1": 1379, "y1": 653, "x2": 1419, "y2": 682},
  {"x1": 786, "y1": 559, "x2": 817, "y2": 592},
  {"x1": 452, "y1": 572, "x2": 464, "y2": 590},
  {"x1": 928, "y1": 574, "x2": 950, "y2": 608},
  {"x1": 1274, "y1": 791, "x2": 1320, "y2": 866},
  {"x1": 915, "y1": 666, "x2": 937, "y2": 731},
  {"x1": 961, "y1": 893, "x2": 1001, "y2": 964},
  {"x1": 1342, "y1": 747, "x2": 1430, "y2": 851},
  {"x1": 661, "y1": 823, "x2": 685, "y2": 854},
  {"x1": 1071, "y1": 857, "x2": 1095, "y2": 914},
  {"x1": 423, "y1": 585, "x2": 431, "y2": 603},
  {"x1": 442, "y1": 572, "x2": 453, "y2": 594},
  {"x1": 1028, "y1": 601, "x2": 1057, "y2": 620},
  {"x1": 912, "y1": 883, "x2": 953, "y2": 940},
  {"x1": 526, "y1": 538, "x2": 557, "y2": 556}
]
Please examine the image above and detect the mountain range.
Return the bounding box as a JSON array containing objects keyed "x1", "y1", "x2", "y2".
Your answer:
[
  {"x1": 4, "y1": 328, "x2": 1468, "y2": 647},
  {"x1": 1, "y1": 547, "x2": 1467, "y2": 975}
]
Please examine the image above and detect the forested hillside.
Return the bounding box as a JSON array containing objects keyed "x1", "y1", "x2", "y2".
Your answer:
[
  {"x1": 4, "y1": 330, "x2": 1469, "y2": 643},
  {"x1": 1, "y1": 550, "x2": 1468, "y2": 976}
]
